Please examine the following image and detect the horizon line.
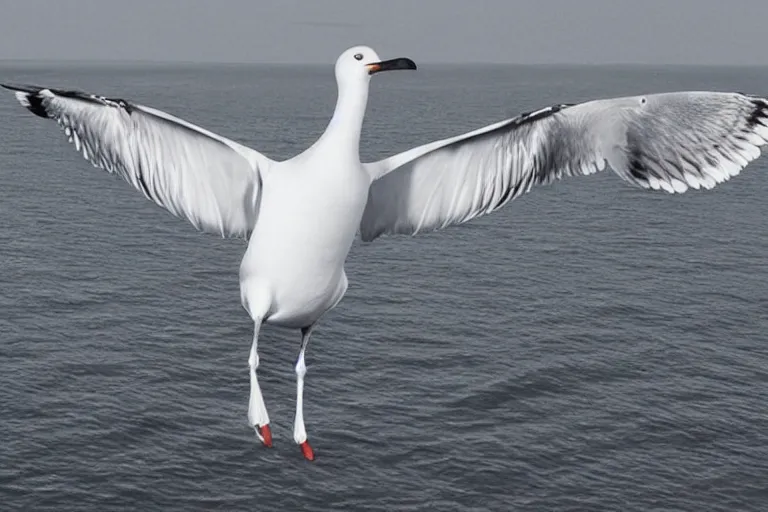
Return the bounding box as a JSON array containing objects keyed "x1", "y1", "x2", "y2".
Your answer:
[{"x1": 0, "y1": 57, "x2": 766, "y2": 68}]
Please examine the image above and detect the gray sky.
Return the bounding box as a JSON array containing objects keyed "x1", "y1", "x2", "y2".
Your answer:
[{"x1": 1, "y1": 0, "x2": 767, "y2": 65}]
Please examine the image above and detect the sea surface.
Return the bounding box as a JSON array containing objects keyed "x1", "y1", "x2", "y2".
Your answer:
[{"x1": 1, "y1": 62, "x2": 768, "y2": 511}]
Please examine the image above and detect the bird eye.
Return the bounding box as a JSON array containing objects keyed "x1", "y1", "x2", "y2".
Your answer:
[{"x1": 354, "y1": 53, "x2": 363, "y2": 61}]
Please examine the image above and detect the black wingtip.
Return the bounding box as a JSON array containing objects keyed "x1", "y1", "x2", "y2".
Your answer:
[
  {"x1": 1, "y1": 82, "x2": 43, "y2": 93},
  {"x1": 3, "y1": 82, "x2": 138, "y2": 120},
  {"x1": 747, "y1": 98, "x2": 768, "y2": 130},
  {"x1": 2, "y1": 83, "x2": 50, "y2": 118}
]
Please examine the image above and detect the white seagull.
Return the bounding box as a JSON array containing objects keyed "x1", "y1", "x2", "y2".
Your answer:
[{"x1": 4, "y1": 45, "x2": 768, "y2": 461}]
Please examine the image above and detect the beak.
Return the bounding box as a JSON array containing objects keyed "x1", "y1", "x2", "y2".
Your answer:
[{"x1": 367, "y1": 57, "x2": 417, "y2": 75}]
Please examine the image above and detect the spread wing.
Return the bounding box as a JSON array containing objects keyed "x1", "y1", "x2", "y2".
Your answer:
[
  {"x1": 361, "y1": 92, "x2": 768, "y2": 242},
  {"x1": 3, "y1": 83, "x2": 275, "y2": 239}
]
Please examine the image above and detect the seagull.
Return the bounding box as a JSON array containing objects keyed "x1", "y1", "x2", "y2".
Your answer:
[{"x1": 4, "y1": 45, "x2": 768, "y2": 461}]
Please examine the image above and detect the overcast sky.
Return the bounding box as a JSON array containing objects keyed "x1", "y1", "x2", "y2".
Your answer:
[{"x1": 0, "y1": 0, "x2": 766, "y2": 65}]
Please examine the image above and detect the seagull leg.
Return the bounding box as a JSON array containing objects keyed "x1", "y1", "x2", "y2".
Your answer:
[
  {"x1": 294, "y1": 323, "x2": 316, "y2": 460},
  {"x1": 248, "y1": 319, "x2": 272, "y2": 447}
]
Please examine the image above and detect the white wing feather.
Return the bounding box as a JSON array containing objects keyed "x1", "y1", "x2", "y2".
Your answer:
[
  {"x1": 361, "y1": 92, "x2": 768, "y2": 242},
  {"x1": 4, "y1": 84, "x2": 273, "y2": 239}
]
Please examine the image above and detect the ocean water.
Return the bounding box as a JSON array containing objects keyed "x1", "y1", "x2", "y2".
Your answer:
[{"x1": 1, "y1": 62, "x2": 768, "y2": 511}]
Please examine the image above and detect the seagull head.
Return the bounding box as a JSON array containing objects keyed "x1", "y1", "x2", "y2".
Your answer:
[{"x1": 334, "y1": 46, "x2": 417, "y2": 87}]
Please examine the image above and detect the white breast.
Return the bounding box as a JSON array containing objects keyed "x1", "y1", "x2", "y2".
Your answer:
[{"x1": 240, "y1": 156, "x2": 370, "y2": 327}]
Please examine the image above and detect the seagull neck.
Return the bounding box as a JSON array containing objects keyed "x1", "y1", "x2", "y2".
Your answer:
[{"x1": 320, "y1": 81, "x2": 369, "y2": 153}]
